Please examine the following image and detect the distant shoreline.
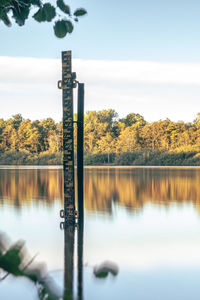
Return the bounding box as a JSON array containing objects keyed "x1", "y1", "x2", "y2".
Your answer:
[
  {"x1": 0, "y1": 150, "x2": 200, "y2": 167},
  {"x1": 1, "y1": 165, "x2": 200, "y2": 169}
]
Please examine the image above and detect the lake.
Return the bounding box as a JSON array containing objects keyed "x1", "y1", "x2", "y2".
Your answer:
[{"x1": 0, "y1": 166, "x2": 200, "y2": 300}]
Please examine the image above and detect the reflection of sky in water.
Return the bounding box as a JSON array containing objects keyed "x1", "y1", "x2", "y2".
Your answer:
[
  {"x1": 85, "y1": 204, "x2": 200, "y2": 270},
  {"x1": 0, "y1": 167, "x2": 200, "y2": 299}
]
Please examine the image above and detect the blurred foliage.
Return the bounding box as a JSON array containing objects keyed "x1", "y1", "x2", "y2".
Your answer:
[
  {"x1": 0, "y1": 232, "x2": 61, "y2": 300},
  {"x1": 0, "y1": 0, "x2": 87, "y2": 38},
  {"x1": 0, "y1": 110, "x2": 200, "y2": 165},
  {"x1": 93, "y1": 261, "x2": 119, "y2": 279}
]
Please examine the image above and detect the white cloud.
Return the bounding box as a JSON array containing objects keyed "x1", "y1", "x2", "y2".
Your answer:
[
  {"x1": 0, "y1": 56, "x2": 200, "y2": 122},
  {"x1": 74, "y1": 59, "x2": 200, "y2": 85}
]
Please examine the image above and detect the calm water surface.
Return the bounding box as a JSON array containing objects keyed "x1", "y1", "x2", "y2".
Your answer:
[{"x1": 0, "y1": 167, "x2": 200, "y2": 299}]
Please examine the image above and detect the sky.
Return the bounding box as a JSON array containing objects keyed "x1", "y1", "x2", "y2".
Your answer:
[{"x1": 1, "y1": 0, "x2": 200, "y2": 122}]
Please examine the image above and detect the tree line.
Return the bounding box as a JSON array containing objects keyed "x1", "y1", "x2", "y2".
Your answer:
[{"x1": 0, "y1": 110, "x2": 200, "y2": 165}]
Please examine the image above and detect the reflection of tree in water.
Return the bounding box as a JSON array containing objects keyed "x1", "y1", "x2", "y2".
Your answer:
[
  {"x1": 0, "y1": 169, "x2": 63, "y2": 208},
  {"x1": 84, "y1": 168, "x2": 200, "y2": 213},
  {"x1": 0, "y1": 168, "x2": 200, "y2": 213}
]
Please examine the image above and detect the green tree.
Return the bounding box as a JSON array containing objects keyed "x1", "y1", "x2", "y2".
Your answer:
[
  {"x1": 6, "y1": 114, "x2": 23, "y2": 130},
  {"x1": 1, "y1": 124, "x2": 16, "y2": 151},
  {"x1": 96, "y1": 132, "x2": 115, "y2": 154},
  {"x1": 38, "y1": 118, "x2": 56, "y2": 152},
  {"x1": 121, "y1": 113, "x2": 146, "y2": 127},
  {"x1": 116, "y1": 124, "x2": 142, "y2": 153},
  {"x1": 0, "y1": 119, "x2": 6, "y2": 151},
  {"x1": 17, "y1": 120, "x2": 40, "y2": 152},
  {"x1": 194, "y1": 113, "x2": 200, "y2": 128},
  {"x1": 48, "y1": 122, "x2": 62, "y2": 153},
  {"x1": 84, "y1": 109, "x2": 118, "y2": 153}
]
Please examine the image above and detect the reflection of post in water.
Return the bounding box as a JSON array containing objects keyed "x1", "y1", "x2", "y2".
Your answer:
[
  {"x1": 77, "y1": 220, "x2": 84, "y2": 300},
  {"x1": 64, "y1": 221, "x2": 84, "y2": 300},
  {"x1": 64, "y1": 224, "x2": 75, "y2": 300}
]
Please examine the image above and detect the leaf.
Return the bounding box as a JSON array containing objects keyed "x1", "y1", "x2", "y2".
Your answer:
[
  {"x1": 33, "y1": 3, "x2": 56, "y2": 23},
  {"x1": 0, "y1": 241, "x2": 25, "y2": 276},
  {"x1": 65, "y1": 20, "x2": 73, "y2": 33},
  {"x1": 74, "y1": 17, "x2": 78, "y2": 22},
  {"x1": 57, "y1": 0, "x2": 70, "y2": 15},
  {"x1": 43, "y1": 3, "x2": 56, "y2": 22},
  {"x1": 54, "y1": 20, "x2": 68, "y2": 38},
  {"x1": 12, "y1": 6, "x2": 30, "y2": 26},
  {"x1": 30, "y1": 0, "x2": 41, "y2": 7},
  {"x1": 93, "y1": 261, "x2": 119, "y2": 279},
  {"x1": 0, "y1": 9, "x2": 11, "y2": 26},
  {"x1": 33, "y1": 7, "x2": 46, "y2": 22},
  {"x1": 73, "y1": 8, "x2": 87, "y2": 17},
  {"x1": 94, "y1": 271, "x2": 108, "y2": 278},
  {"x1": 0, "y1": 0, "x2": 11, "y2": 7}
]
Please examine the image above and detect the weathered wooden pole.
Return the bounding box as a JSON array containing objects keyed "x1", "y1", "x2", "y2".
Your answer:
[
  {"x1": 77, "y1": 83, "x2": 84, "y2": 220},
  {"x1": 59, "y1": 50, "x2": 85, "y2": 225},
  {"x1": 61, "y1": 50, "x2": 75, "y2": 224}
]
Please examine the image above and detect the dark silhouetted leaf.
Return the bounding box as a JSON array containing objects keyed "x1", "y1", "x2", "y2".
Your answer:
[
  {"x1": 54, "y1": 20, "x2": 68, "y2": 38},
  {"x1": 93, "y1": 261, "x2": 119, "y2": 279},
  {"x1": 94, "y1": 271, "x2": 108, "y2": 278},
  {"x1": 0, "y1": 241, "x2": 25, "y2": 276},
  {"x1": 33, "y1": 7, "x2": 46, "y2": 22},
  {"x1": 57, "y1": 0, "x2": 70, "y2": 15},
  {"x1": 31, "y1": 0, "x2": 41, "y2": 6},
  {"x1": 65, "y1": 20, "x2": 73, "y2": 33},
  {"x1": 0, "y1": 0, "x2": 11, "y2": 7},
  {"x1": 33, "y1": 3, "x2": 55, "y2": 22},
  {"x1": 43, "y1": 3, "x2": 56, "y2": 22},
  {"x1": 74, "y1": 17, "x2": 78, "y2": 22},
  {"x1": 12, "y1": 6, "x2": 30, "y2": 26},
  {"x1": 0, "y1": 10, "x2": 11, "y2": 26},
  {"x1": 73, "y1": 8, "x2": 87, "y2": 17}
]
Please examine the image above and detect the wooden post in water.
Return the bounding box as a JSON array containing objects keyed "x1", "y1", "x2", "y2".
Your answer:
[
  {"x1": 59, "y1": 50, "x2": 85, "y2": 224},
  {"x1": 77, "y1": 83, "x2": 84, "y2": 220},
  {"x1": 59, "y1": 50, "x2": 85, "y2": 299},
  {"x1": 77, "y1": 84, "x2": 84, "y2": 299},
  {"x1": 61, "y1": 50, "x2": 75, "y2": 224}
]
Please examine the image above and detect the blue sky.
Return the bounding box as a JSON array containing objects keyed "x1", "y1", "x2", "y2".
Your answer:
[
  {"x1": 1, "y1": 0, "x2": 200, "y2": 61},
  {"x1": 1, "y1": 0, "x2": 200, "y2": 122}
]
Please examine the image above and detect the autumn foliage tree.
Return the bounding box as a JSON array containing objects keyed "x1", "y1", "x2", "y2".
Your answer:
[{"x1": 0, "y1": 111, "x2": 200, "y2": 165}]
